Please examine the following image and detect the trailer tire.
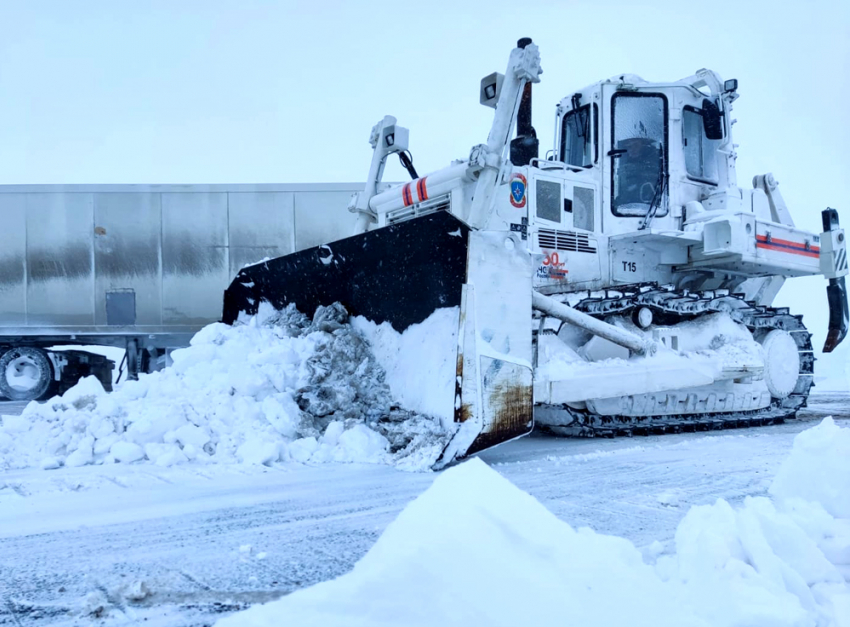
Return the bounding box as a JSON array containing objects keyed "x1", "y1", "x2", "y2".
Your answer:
[{"x1": 0, "y1": 347, "x2": 55, "y2": 401}]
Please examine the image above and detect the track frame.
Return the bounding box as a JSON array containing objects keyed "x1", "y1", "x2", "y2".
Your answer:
[{"x1": 535, "y1": 284, "x2": 814, "y2": 436}]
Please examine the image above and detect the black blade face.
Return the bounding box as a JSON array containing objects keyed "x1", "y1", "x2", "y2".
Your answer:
[{"x1": 222, "y1": 211, "x2": 471, "y2": 332}]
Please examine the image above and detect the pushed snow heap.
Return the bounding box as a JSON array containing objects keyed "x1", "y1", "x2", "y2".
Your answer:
[
  {"x1": 0, "y1": 303, "x2": 454, "y2": 471},
  {"x1": 218, "y1": 419, "x2": 850, "y2": 627},
  {"x1": 217, "y1": 457, "x2": 704, "y2": 627},
  {"x1": 770, "y1": 416, "x2": 850, "y2": 519}
]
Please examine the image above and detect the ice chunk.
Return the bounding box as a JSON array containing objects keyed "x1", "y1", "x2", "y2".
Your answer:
[
  {"x1": 334, "y1": 424, "x2": 390, "y2": 464},
  {"x1": 144, "y1": 442, "x2": 188, "y2": 467},
  {"x1": 289, "y1": 437, "x2": 318, "y2": 463},
  {"x1": 65, "y1": 437, "x2": 94, "y2": 467},
  {"x1": 110, "y1": 441, "x2": 145, "y2": 464},
  {"x1": 173, "y1": 424, "x2": 210, "y2": 449},
  {"x1": 0, "y1": 415, "x2": 30, "y2": 433},
  {"x1": 123, "y1": 580, "x2": 150, "y2": 602},
  {"x1": 39, "y1": 456, "x2": 61, "y2": 470},
  {"x1": 237, "y1": 439, "x2": 282, "y2": 466}
]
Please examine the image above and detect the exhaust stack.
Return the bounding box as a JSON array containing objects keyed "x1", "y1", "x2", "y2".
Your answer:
[{"x1": 510, "y1": 37, "x2": 539, "y2": 166}]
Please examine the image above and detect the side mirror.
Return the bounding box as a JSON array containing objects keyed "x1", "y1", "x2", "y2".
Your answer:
[{"x1": 702, "y1": 98, "x2": 723, "y2": 140}]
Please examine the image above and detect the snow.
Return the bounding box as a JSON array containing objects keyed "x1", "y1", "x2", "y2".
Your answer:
[
  {"x1": 0, "y1": 303, "x2": 452, "y2": 473},
  {"x1": 217, "y1": 457, "x2": 703, "y2": 627},
  {"x1": 219, "y1": 418, "x2": 850, "y2": 627},
  {"x1": 538, "y1": 311, "x2": 764, "y2": 383},
  {"x1": 0, "y1": 405, "x2": 844, "y2": 626},
  {"x1": 351, "y1": 307, "x2": 458, "y2": 425},
  {"x1": 770, "y1": 416, "x2": 850, "y2": 519},
  {"x1": 535, "y1": 312, "x2": 775, "y2": 407}
]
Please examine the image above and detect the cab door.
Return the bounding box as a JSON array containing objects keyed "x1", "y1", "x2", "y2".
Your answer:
[
  {"x1": 605, "y1": 90, "x2": 670, "y2": 229},
  {"x1": 530, "y1": 175, "x2": 570, "y2": 289}
]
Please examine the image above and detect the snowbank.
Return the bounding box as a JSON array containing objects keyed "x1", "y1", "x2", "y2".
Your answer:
[
  {"x1": 218, "y1": 419, "x2": 850, "y2": 627},
  {"x1": 652, "y1": 418, "x2": 850, "y2": 626},
  {"x1": 0, "y1": 303, "x2": 453, "y2": 472},
  {"x1": 770, "y1": 417, "x2": 850, "y2": 519},
  {"x1": 217, "y1": 457, "x2": 704, "y2": 627}
]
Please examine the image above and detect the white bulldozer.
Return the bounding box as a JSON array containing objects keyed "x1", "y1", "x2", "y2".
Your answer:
[{"x1": 224, "y1": 38, "x2": 848, "y2": 466}]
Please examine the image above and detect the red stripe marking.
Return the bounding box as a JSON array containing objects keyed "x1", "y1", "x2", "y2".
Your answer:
[
  {"x1": 402, "y1": 183, "x2": 412, "y2": 207},
  {"x1": 756, "y1": 237, "x2": 820, "y2": 258},
  {"x1": 416, "y1": 177, "x2": 428, "y2": 202},
  {"x1": 756, "y1": 234, "x2": 820, "y2": 253}
]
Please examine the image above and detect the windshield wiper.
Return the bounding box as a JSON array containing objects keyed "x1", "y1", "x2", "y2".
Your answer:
[{"x1": 639, "y1": 167, "x2": 668, "y2": 231}]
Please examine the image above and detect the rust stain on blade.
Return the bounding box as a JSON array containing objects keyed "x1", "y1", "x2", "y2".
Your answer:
[
  {"x1": 465, "y1": 381, "x2": 533, "y2": 456},
  {"x1": 455, "y1": 350, "x2": 471, "y2": 423}
]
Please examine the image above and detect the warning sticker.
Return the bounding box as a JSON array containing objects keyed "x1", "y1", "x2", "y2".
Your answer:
[
  {"x1": 536, "y1": 251, "x2": 568, "y2": 281},
  {"x1": 510, "y1": 173, "x2": 527, "y2": 208}
]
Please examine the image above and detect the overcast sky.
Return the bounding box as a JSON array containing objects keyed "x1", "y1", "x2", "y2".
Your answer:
[{"x1": 1, "y1": 0, "x2": 848, "y2": 381}]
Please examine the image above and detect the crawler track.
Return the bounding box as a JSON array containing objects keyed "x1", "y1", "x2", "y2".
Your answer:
[{"x1": 536, "y1": 284, "x2": 814, "y2": 436}]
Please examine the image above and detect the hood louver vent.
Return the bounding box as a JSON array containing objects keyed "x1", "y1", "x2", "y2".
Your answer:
[{"x1": 537, "y1": 228, "x2": 597, "y2": 253}]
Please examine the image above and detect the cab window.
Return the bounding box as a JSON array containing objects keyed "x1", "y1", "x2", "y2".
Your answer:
[
  {"x1": 560, "y1": 104, "x2": 598, "y2": 167},
  {"x1": 683, "y1": 106, "x2": 720, "y2": 183},
  {"x1": 611, "y1": 93, "x2": 669, "y2": 218},
  {"x1": 536, "y1": 179, "x2": 561, "y2": 223}
]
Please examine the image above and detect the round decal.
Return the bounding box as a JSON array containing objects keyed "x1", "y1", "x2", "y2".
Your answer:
[{"x1": 509, "y1": 173, "x2": 527, "y2": 208}]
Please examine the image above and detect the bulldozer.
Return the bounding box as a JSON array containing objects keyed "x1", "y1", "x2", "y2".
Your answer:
[{"x1": 223, "y1": 39, "x2": 849, "y2": 467}]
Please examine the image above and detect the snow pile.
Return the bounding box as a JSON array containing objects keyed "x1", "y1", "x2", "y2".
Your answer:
[
  {"x1": 217, "y1": 457, "x2": 704, "y2": 627},
  {"x1": 0, "y1": 303, "x2": 453, "y2": 472},
  {"x1": 770, "y1": 416, "x2": 850, "y2": 519},
  {"x1": 653, "y1": 417, "x2": 850, "y2": 625},
  {"x1": 352, "y1": 307, "x2": 458, "y2": 423},
  {"x1": 218, "y1": 419, "x2": 850, "y2": 627}
]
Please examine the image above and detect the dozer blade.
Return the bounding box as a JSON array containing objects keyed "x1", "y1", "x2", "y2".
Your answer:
[
  {"x1": 222, "y1": 212, "x2": 534, "y2": 466},
  {"x1": 435, "y1": 229, "x2": 534, "y2": 468},
  {"x1": 223, "y1": 211, "x2": 470, "y2": 330}
]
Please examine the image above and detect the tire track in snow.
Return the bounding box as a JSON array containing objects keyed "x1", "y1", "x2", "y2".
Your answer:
[
  {"x1": 4, "y1": 599, "x2": 25, "y2": 627},
  {"x1": 179, "y1": 571, "x2": 212, "y2": 592}
]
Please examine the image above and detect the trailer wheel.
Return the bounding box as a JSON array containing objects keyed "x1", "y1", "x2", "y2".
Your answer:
[{"x1": 0, "y1": 347, "x2": 54, "y2": 401}]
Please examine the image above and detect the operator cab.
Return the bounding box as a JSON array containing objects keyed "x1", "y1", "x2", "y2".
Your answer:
[{"x1": 552, "y1": 71, "x2": 738, "y2": 237}]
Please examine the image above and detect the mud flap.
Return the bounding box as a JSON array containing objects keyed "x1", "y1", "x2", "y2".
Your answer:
[
  {"x1": 824, "y1": 277, "x2": 848, "y2": 353},
  {"x1": 435, "y1": 231, "x2": 534, "y2": 468}
]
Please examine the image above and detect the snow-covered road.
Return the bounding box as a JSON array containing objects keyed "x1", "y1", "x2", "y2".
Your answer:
[{"x1": 1, "y1": 394, "x2": 847, "y2": 626}]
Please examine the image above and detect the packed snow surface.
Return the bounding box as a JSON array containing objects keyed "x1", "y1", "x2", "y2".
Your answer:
[
  {"x1": 0, "y1": 303, "x2": 453, "y2": 472},
  {"x1": 219, "y1": 418, "x2": 850, "y2": 627}
]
